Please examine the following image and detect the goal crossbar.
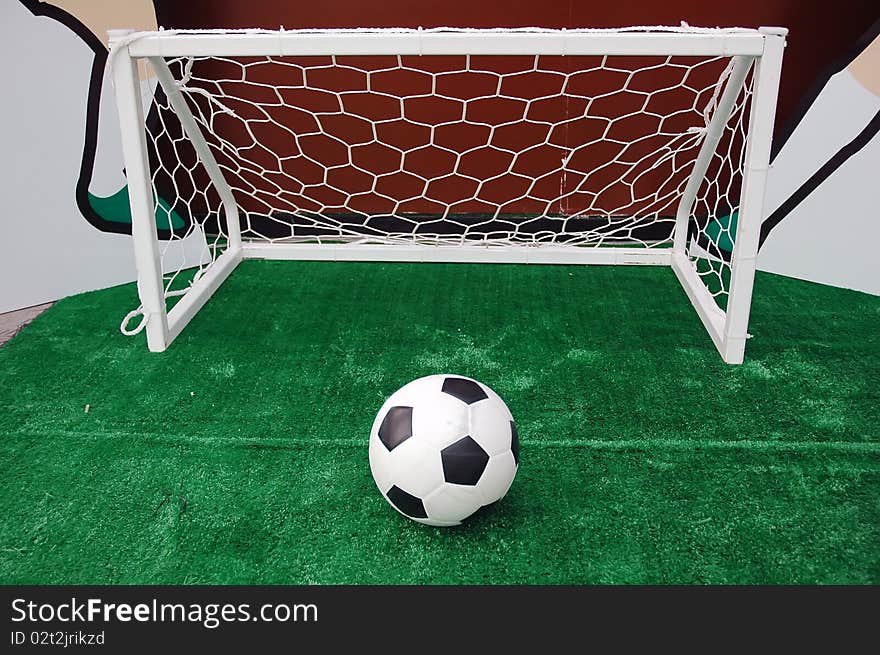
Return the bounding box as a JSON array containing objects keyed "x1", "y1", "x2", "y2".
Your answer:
[
  {"x1": 124, "y1": 28, "x2": 769, "y2": 58},
  {"x1": 109, "y1": 26, "x2": 787, "y2": 363}
]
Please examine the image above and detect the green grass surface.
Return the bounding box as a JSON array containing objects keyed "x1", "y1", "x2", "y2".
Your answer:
[{"x1": 1, "y1": 261, "x2": 878, "y2": 584}]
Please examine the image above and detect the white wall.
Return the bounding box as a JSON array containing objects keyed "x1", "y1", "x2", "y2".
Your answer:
[
  {"x1": 1, "y1": 1, "x2": 206, "y2": 315},
  {"x1": 758, "y1": 38, "x2": 880, "y2": 296},
  {"x1": 0, "y1": 1, "x2": 140, "y2": 313}
]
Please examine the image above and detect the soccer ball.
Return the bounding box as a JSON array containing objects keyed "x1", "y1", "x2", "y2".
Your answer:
[{"x1": 368, "y1": 374, "x2": 519, "y2": 526}]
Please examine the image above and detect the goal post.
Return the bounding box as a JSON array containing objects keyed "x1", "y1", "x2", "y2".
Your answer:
[{"x1": 108, "y1": 26, "x2": 787, "y2": 363}]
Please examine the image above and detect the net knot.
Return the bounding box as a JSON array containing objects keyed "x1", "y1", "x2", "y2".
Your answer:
[{"x1": 120, "y1": 307, "x2": 148, "y2": 336}]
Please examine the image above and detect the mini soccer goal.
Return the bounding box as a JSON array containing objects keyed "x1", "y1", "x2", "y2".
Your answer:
[{"x1": 109, "y1": 26, "x2": 786, "y2": 364}]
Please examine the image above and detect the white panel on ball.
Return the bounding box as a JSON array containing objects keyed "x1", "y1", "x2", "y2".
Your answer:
[
  {"x1": 411, "y1": 393, "x2": 470, "y2": 451},
  {"x1": 469, "y1": 398, "x2": 516, "y2": 457},
  {"x1": 367, "y1": 437, "x2": 395, "y2": 493},
  {"x1": 423, "y1": 484, "x2": 485, "y2": 525},
  {"x1": 386, "y1": 438, "x2": 446, "y2": 499},
  {"x1": 477, "y1": 452, "x2": 519, "y2": 507}
]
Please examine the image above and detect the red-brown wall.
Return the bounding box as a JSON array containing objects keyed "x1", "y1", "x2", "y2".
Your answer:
[
  {"x1": 156, "y1": 0, "x2": 880, "y2": 136},
  {"x1": 150, "y1": 1, "x2": 878, "y2": 228}
]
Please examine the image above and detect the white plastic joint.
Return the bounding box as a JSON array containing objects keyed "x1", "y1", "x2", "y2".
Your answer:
[{"x1": 758, "y1": 26, "x2": 789, "y2": 37}]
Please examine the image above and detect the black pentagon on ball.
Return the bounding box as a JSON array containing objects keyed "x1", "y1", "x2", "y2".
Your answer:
[
  {"x1": 377, "y1": 406, "x2": 413, "y2": 451},
  {"x1": 386, "y1": 485, "x2": 428, "y2": 519},
  {"x1": 510, "y1": 420, "x2": 520, "y2": 465},
  {"x1": 441, "y1": 436, "x2": 490, "y2": 485},
  {"x1": 441, "y1": 377, "x2": 488, "y2": 404}
]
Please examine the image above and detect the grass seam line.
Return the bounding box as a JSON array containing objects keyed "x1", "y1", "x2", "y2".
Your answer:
[{"x1": 9, "y1": 430, "x2": 880, "y2": 454}]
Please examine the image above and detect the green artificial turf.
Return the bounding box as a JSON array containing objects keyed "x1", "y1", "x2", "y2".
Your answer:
[{"x1": 1, "y1": 261, "x2": 878, "y2": 584}]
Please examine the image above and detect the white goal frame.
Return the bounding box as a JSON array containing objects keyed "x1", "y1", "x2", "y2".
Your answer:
[{"x1": 109, "y1": 26, "x2": 787, "y2": 364}]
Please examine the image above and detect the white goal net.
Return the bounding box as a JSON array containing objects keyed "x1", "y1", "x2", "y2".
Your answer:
[{"x1": 109, "y1": 26, "x2": 786, "y2": 363}]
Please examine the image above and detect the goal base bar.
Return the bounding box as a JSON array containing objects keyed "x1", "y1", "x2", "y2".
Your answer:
[
  {"x1": 672, "y1": 251, "x2": 745, "y2": 364},
  {"x1": 241, "y1": 243, "x2": 672, "y2": 266},
  {"x1": 161, "y1": 246, "x2": 243, "y2": 351}
]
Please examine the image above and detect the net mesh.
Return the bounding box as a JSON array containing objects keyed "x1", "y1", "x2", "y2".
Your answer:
[{"x1": 126, "y1": 38, "x2": 754, "y2": 331}]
